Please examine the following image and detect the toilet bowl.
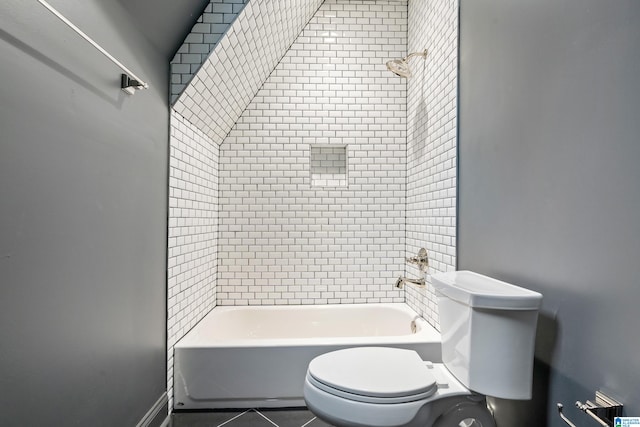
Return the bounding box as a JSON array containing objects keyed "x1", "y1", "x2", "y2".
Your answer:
[
  {"x1": 303, "y1": 271, "x2": 543, "y2": 427},
  {"x1": 303, "y1": 347, "x2": 494, "y2": 427}
]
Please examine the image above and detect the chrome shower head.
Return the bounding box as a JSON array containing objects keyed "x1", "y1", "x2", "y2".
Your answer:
[
  {"x1": 386, "y1": 59, "x2": 413, "y2": 78},
  {"x1": 385, "y1": 50, "x2": 428, "y2": 78}
]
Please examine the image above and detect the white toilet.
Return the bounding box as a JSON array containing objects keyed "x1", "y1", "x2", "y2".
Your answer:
[{"x1": 303, "y1": 271, "x2": 543, "y2": 427}]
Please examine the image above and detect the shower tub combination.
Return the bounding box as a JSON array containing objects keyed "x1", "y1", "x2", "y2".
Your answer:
[{"x1": 173, "y1": 303, "x2": 441, "y2": 409}]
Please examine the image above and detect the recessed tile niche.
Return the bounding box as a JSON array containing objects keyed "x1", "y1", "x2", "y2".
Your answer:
[{"x1": 310, "y1": 145, "x2": 348, "y2": 188}]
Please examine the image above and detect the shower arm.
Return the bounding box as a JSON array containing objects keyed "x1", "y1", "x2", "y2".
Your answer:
[{"x1": 403, "y1": 50, "x2": 428, "y2": 62}]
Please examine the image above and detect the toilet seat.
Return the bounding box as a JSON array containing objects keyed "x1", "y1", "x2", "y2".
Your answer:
[
  {"x1": 304, "y1": 348, "x2": 478, "y2": 427},
  {"x1": 307, "y1": 347, "x2": 438, "y2": 404}
]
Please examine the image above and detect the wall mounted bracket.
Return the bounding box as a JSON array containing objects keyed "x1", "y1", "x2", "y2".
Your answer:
[{"x1": 121, "y1": 74, "x2": 147, "y2": 95}]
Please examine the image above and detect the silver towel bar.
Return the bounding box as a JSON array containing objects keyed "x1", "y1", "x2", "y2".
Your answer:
[
  {"x1": 37, "y1": 0, "x2": 148, "y2": 94},
  {"x1": 557, "y1": 391, "x2": 623, "y2": 427},
  {"x1": 557, "y1": 403, "x2": 578, "y2": 427}
]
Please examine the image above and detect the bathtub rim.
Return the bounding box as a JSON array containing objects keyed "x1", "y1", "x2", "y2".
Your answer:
[{"x1": 174, "y1": 302, "x2": 440, "y2": 349}]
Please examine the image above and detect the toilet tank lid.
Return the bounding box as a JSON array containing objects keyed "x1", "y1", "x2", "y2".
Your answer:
[{"x1": 432, "y1": 271, "x2": 542, "y2": 310}]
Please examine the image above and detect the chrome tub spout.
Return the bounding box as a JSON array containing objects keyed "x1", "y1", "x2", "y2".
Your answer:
[{"x1": 394, "y1": 276, "x2": 426, "y2": 289}]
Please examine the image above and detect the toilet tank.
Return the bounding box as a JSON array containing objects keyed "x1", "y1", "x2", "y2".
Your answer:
[{"x1": 432, "y1": 271, "x2": 542, "y2": 400}]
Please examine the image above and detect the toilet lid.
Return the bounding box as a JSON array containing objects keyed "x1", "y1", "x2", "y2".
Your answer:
[{"x1": 307, "y1": 347, "x2": 437, "y2": 403}]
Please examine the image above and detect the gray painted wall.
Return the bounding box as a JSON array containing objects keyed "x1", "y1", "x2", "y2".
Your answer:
[
  {"x1": 118, "y1": 0, "x2": 211, "y2": 59},
  {"x1": 458, "y1": 0, "x2": 640, "y2": 425},
  {"x1": 0, "y1": 0, "x2": 168, "y2": 425}
]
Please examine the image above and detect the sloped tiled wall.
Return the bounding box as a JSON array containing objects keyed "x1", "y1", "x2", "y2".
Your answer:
[
  {"x1": 173, "y1": 0, "x2": 324, "y2": 144},
  {"x1": 216, "y1": 0, "x2": 408, "y2": 305},
  {"x1": 170, "y1": 0, "x2": 250, "y2": 104},
  {"x1": 405, "y1": 0, "x2": 459, "y2": 328}
]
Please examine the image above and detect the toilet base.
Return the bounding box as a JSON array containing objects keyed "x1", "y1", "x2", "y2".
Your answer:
[
  {"x1": 307, "y1": 392, "x2": 495, "y2": 427},
  {"x1": 431, "y1": 399, "x2": 496, "y2": 427}
]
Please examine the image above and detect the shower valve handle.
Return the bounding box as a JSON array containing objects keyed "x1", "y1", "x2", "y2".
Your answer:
[{"x1": 406, "y1": 248, "x2": 429, "y2": 272}]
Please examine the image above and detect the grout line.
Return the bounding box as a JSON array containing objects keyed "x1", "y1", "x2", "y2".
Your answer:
[
  {"x1": 300, "y1": 416, "x2": 317, "y2": 427},
  {"x1": 216, "y1": 410, "x2": 251, "y2": 427},
  {"x1": 253, "y1": 409, "x2": 280, "y2": 427}
]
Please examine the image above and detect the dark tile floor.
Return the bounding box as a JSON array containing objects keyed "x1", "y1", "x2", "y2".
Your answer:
[{"x1": 171, "y1": 407, "x2": 334, "y2": 427}]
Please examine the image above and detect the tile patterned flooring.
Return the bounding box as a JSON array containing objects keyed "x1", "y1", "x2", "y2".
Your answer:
[{"x1": 171, "y1": 408, "x2": 334, "y2": 427}]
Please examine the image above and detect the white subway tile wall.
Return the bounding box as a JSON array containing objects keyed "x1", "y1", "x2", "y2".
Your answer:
[
  {"x1": 170, "y1": 0, "x2": 250, "y2": 104},
  {"x1": 217, "y1": 0, "x2": 408, "y2": 306},
  {"x1": 166, "y1": 0, "x2": 459, "y2": 404},
  {"x1": 167, "y1": 110, "x2": 219, "y2": 407},
  {"x1": 173, "y1": 0, "x2": 324, "y2": 144},
  {"x1": 405, "y1": 0, "x2": 459, "y2": 328},
  {"x1": 168, "y1": 0, "x2": 325, "y2": 406}
]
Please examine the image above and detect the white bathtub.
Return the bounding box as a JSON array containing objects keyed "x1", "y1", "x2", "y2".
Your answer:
[{"x1": 173, "y1": 303, "x2": 441, "y2": 409}]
